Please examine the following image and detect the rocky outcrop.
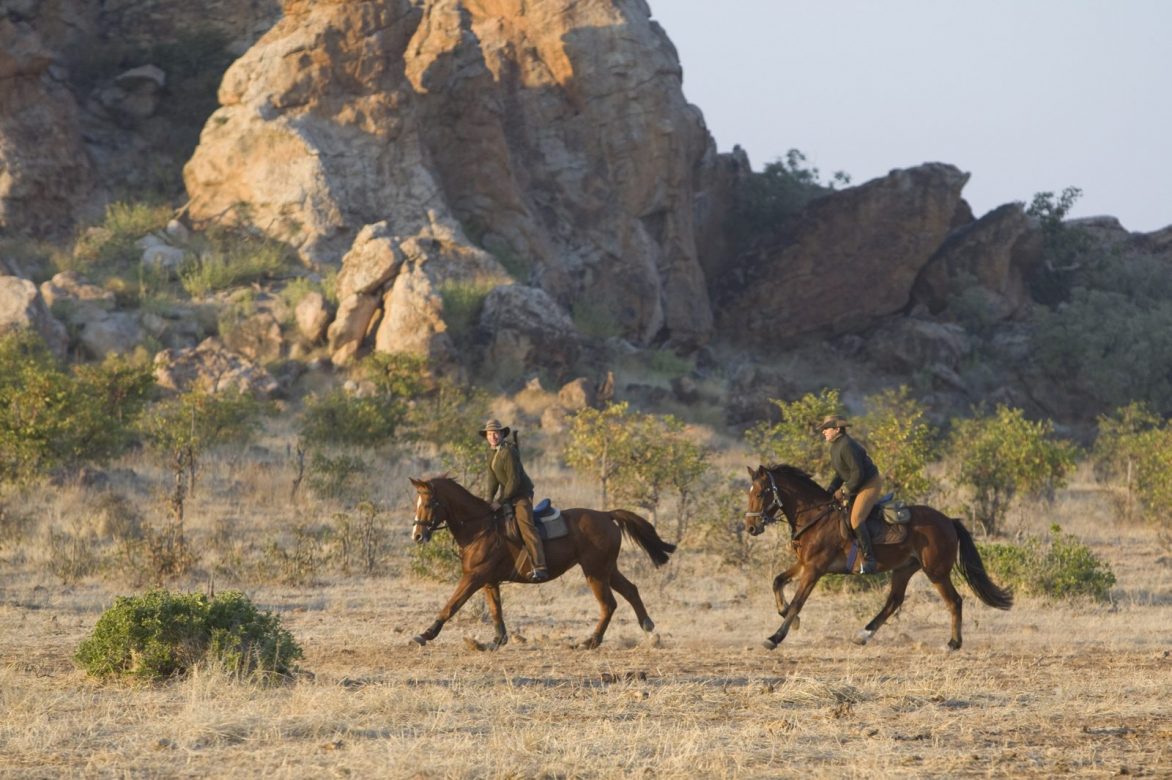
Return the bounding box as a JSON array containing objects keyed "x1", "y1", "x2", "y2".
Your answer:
[
  {"x1": 716, "y1": 163, "x2": 972, "y2": 348},
  {"x1": 183, "y1": 0, "x2": 718, "y2": 350},
  {"x1": 154, "y1": 338, "x2": 279, "y2": 397},
  {"x1": 912, "y1": 203, "x2": 1042, "y2": 320},
  {"x1": 478, "y1": 284, "x2": 580, "y2": 382},
  {"x1": 0, "y1": 17, "x2": 94, "y2": 235}
]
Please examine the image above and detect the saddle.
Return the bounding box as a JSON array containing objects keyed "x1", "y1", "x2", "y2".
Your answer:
[
  {"x1": 839, "y1": 493, "x2": 911, "y2": 546},
  {"x1": 502, "y1": 498, "x2": 570, "y2": 542}
]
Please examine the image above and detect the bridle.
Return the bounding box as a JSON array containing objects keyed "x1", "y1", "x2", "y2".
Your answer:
[
  {"x1": 746, "y1": 468, "x2": 840, "y2": 540},
  {"x1": 745, "y1": 470, "x2": 784, "y2": 533},
  {"x1": 412, "y1": 491, "x2": 448, "y2": 542}
]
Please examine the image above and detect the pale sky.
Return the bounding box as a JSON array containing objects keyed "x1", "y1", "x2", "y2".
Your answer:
[{"x1": 650, "y1": 0, "x2": 1172, "y2": 233}]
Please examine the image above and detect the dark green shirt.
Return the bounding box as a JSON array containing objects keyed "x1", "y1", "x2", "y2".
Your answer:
[
  {"x1": 826, "y1": 432, "x2": 879, "y2": 496},
  {"x1": 485, "y1": 441, "x2": 534, "y2": 503}
]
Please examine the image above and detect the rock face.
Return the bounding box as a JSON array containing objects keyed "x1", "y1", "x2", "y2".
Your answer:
[
  {"x1": 0, "y1": 16, "x2": 94, "y2": 235},
  {"x1": 912, "y1": 203, "x2": 1042, "y2": 321},
  {"x1": 716, "y1": 163, "x2": 972, "y2": 348},
  {"x1": 0, "y1": 274, "x2": 68, "y2": 354},
  {"x1": 183, "y1": 0, "x2": 718, "y2": 349}
]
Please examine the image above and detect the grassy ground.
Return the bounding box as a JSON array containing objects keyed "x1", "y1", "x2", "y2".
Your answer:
[{"x1": 1, "y1": 451, "x2": 1170, "y2": 778}]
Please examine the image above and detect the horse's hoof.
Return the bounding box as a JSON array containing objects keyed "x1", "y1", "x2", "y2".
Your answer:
[
  {"x1": 851, "y1": 629, "x2": 874, "y2": 646},
  {"x1": 762, "y1": 639, "x2": 777, "y2": 651},
  {"x1": 577, "y1": 637, "x2": 602, "y2": 650},
  {"x1": 946, "y1": 640, "x2": 961, "y2": 652},
  {"x1": 640, "y1": 618, "x2": 655, "y2": 633},
  {"x1": 411, "y1": 635, "x2": 428, "y2": 647},
  {"x1": 493, "y1": 635, "x2": 508, "y2": 649}
]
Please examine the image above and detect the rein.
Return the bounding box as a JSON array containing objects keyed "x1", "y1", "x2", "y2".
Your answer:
[{"x1": 417, "y1": 486, "x2": 501, "y2": 545}]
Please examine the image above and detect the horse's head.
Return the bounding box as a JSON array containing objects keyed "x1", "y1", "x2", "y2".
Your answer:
[
  {"x1": 744, "y1": 465, "x2": 781, "y2": 536},
  {"x1": 409, "y1": 477, "x2": 444, "y2": 544}
]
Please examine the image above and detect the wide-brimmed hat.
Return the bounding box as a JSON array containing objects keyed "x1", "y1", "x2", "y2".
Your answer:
[
  {"x1": 818, "y1": 415, "x2": 850, "y2": 431},
  {"x1": 478, "y1": 418, "x2": 511, "y2": 438}
]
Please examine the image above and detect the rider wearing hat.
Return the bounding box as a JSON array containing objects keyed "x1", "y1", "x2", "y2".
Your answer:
[
  {"x1": 480, "y1": 419, "x2": 548, "y2": 582},
  {"x1": 819, "y1": 415, "x2": 882, "y2": 574}
]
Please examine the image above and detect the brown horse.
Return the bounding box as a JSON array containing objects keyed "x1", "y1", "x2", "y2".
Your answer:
[
  {"x1": 409, "y1": 477, "x2": 675, "y2": 649},
  {"x1": 744, "y1": 464, "x2": 1012, "y2": 651}
]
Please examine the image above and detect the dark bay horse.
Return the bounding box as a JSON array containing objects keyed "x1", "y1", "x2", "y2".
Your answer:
[
  {"x1": 744, "y1": 465, "x2": 1012, "y2": 651},
  {"x1": 409, "y1": 477, "x2": 676, "y2": 649}
]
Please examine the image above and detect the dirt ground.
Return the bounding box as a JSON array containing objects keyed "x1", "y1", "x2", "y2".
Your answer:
[{"x1": 2, "y1": 527, "x2": 1170, "y2": 779}]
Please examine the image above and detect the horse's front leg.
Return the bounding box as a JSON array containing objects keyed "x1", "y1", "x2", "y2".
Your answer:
[
  {"x1": 764, "y1": 571, "x2": 821, "y2": 650},
  {"x1": 772, "y1": 563, "x2": 801, "y2": 630},
  {"x1": 413, "y1": 572, "x2": 484, "y2": 646},
  {"x1": 483, "y1": 582, "x2": 508, "y2": 649}
]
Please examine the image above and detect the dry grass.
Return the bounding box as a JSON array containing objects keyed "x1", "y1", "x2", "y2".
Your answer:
[{"x1": 1, "y1": 447, "x2": 1170, "y2": 778}]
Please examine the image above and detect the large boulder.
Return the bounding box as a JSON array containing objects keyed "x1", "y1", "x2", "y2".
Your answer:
[
  {"x1": 0, "y1": 274, "x2": 68, "y2": 354},
  {"x1": 183, "y1": 0, "x2": 718, "y2": 347},
  {"x1": 478, "y1": 284, "x2": 580, "y2": 382},
  {"x1": 912, "y1": 203, "x2": 1042, "y2": 320},
  {"x1": 716, "y1": 163, "x2": 972, "y2": 348}
]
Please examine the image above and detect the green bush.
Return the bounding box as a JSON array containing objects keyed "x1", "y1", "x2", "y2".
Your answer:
[
  {"x1": 744, "y1": 388, "x2": 842, "y2": 476},
  {"x1": 858, "y1": 386, "x2": 938, "y2": 502},
  {"x1": 439, "y1": 280, "x2": 496, "y2": 345},
  {"x1": 727, "y1": 149, "x2": 850, "y2": 250},
  {"x1": 977, "y1": 524, "x2": 1115, "y2": 602},
  {"x1": 75, "y1": 589, "x2": 302, "y2": 681},
  {"x1": 409, "y1": 532, "x2": 462, "y2": 581},
  {"x1": 0, "y1": 333, "x2": 153, "y2": 485},
  {"x1": 179, "y1": 230, "x2": 293, "y2": 297},
  {"x1": 298, "y1": 353, "x2": 427, "y2": 448},
  {"x1": 68, "y1": 202, "x2": 174, "y2": 279},
  {"x1": 945, "y1": 405, "x2": 1078, "y2": 535}
]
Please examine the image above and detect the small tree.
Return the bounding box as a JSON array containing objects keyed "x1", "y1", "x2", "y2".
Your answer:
[
  {"x1": 858, "y1": 386, "x2": 938, "y2": 502},
  {"x1": 1092, "y1": 402, "x2": 1162, "y2": 520},
  {"x1": 564, "y1": 403, "x2": 709, "y2": 525},
  {"x1": 744, "y1": 388, "x2": 842, "y2": 476},
  {"x1": 945, "y1": 406, "x2": 1078, "y2": 535}
]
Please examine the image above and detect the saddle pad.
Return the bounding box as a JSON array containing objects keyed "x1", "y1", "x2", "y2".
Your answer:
[{"x1": 536, "y1": 510, "x2": 568, "y2": 540}]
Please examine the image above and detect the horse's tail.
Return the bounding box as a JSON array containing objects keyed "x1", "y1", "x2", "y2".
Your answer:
[
  {"x1": 610, "y1": 510, "x2": 676, "y2": 568},
  {"x1": 952, "y1": 519, "x2": 1014, "y2": 610}
]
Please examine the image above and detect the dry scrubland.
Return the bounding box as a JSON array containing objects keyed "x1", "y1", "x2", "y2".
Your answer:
[{"x1": 1, "y1": 442, "x2": 1170, "y2": 779}]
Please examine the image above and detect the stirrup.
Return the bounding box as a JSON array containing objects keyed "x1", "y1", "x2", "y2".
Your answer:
[
  {"x1": 859, "y1": 558, "x2": 878, "y2": 575},
  {"x1": 529, "y1": 567, "x2": 549, "y2": 582}
]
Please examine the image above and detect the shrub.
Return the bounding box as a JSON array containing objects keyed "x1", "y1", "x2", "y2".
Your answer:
[
  {"x1": 179, "y1": 229, "x2": 293, "y2": 297},
  {"x1": 332, "y1": 501, "x2": 392, "y2": 575},
  {"x1": 744, "y1": 388, "x2": 842, "y2": 476},
  {"x1": 0, "y1": 333, "x2": 153, "y2": 485},
  {"x1": 298, "y1": 353, "x2": 427, "y2": 448},
  {"x1": 564, "y1": 402, "x2": 710, "y2": 519},
  {"x1": 409, "y1": 531, "x2": 462, "y2": 581},
  {"x1": 306, "y1": 451, "x2": 369, "y2": 499},
  {"x1": 75, "y1": 589, "x2": 302, "y2": 681},
  {"x1": 439, "y1": 280, "x2": 496, "y2": 345},
  {"x1": 976, "y1": 524, "x2": 1116, "y2": 602},
  {"x1": 945, "y1": 405, "x2": 1078, "y2": 535},
  {"x1": 727, "y1": 149, "x2": 850, "y2": 250},
  {"x1": 68, "y1": 202, "x2": 173, "y2": 279},
  {"x1": 858, "y1": 386, "x2": 938, "y2": 502}
]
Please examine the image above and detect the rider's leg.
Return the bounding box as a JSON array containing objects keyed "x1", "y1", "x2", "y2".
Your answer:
[
  {"x1": 850, "y1": 477, "x2": 883, "y2": 574},
  {"x1": 514, "y1": 496, "x2": 548, "y2": 581}
]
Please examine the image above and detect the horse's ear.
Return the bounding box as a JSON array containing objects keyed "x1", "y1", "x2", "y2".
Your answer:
[
  {"x1": 747, "y1": 466, "x2": 757, "y2": 479},
  {"x1": 409, "y1": 477, "x2": 425, "y2": 489}
]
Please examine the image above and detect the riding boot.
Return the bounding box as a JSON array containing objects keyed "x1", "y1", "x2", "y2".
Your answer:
[
  {"x1": 854, "y1": 522, "x2": 878, "y2": 575},
  {"x1": 514, "y1": 497, "x2": 548, "y2": 582}
]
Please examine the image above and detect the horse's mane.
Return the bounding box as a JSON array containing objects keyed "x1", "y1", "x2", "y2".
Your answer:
[
  {"x1": 428, "y1": 475, "x2": 488, "y2": 505},
  {"x1": 765, "y1": 464, "x2": 832, "y2": 499}
]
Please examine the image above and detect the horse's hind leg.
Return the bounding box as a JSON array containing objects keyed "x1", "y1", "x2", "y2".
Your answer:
[
  {"x1": 483, "y1": 583, "x2": 508, "y2": 648},
  {"x1": 581, "y1": 573, "x2": 618, "y2": 649},
  {"x1": 610, "y1": 569, "x2": 654, "y2": 633},
  {"x1": 854, "y1": 562, "x2": 919, "y2": 645},
  {"x1": 927, "y1": 572, "x2": 965, "y2": 650}
]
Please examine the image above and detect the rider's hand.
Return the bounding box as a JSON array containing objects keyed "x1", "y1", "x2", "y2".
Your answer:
[
  {"x1": 490, "y1": 501, "x2": 501, "y2": 511},
  {"x1": 835, "y1": 488, "x2": 849, "y2": 503}
]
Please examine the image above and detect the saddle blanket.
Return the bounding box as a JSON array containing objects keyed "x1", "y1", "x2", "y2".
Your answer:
[{"x1": 504, "y1": 498, "x2": 569, "y2": 541}]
